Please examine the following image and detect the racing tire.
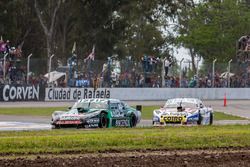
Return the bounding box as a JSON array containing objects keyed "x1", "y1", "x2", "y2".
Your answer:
[
  {"x1": 130, "y1": 113, "x2": 137, "y2": 128},
  {"x1": 52, "y1": 125, "x2": 60, "y2": 129},
  {"x1": 209, "y1": 113, "x2": 213, "y2": 125},
  {"x1": 197, "y1": 112, "x2": 202, "y2": 125},
  {"x1": 99, "y1": 112, "x2": 108, "y2": 128}
]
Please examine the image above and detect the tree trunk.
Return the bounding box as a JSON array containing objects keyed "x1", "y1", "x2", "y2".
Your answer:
[
  {"x1": 46, "y1": 35, "x2": 52, "y2": 71},
  {"x1": 34, "y1": 0, "x2": 61, "y2": 72},
  {"x1": 189, "y1": 48, "x2": 197, "y2": 73}
]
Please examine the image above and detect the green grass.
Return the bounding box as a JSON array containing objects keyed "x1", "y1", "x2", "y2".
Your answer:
[
  {"x1": 214, "y1": 112, "x2": 247, "y2": 120},
  {"x1": 0, "y1": 107, "x2": 65, "y2": 116},
  {"x1": 1, "y1": 125, "x2": 250, "y2": 154},
  {"x1": 0, "y1": 106, "x2": 246, "y2": 120}
]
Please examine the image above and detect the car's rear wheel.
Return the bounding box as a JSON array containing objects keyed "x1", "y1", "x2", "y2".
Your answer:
[
  {"x1": 99, "y1": 112, "x2": 108, "y2": 128},
  {"x1": 130, "y1": 113, "x2": 137, "y2": 127}
]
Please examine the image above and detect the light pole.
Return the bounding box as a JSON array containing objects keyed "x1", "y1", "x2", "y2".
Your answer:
[
  {"x1": 212, "y1": 58, "x2": 217, "y2": 87},
  {"x1": 227, "y1": 59, "x2": 232, "y2": 88},
  {"x1": 179, "y1": 58, "x2": 184, "y2": 88},
  {"x1": 48, "y1": 54, "x2": 55, "y2": 83},
  {"x1": 3, "y1": 53, "x2": 8, "y2": 82},
  {"x1": 196, "y1": 57, "x2": 201, "y2": 87},
  {"x1": 26, "y1": 53, "x2": 32, "y2": 84},
  {"x1": 161, "y1": 58, "x2": 165, "y2": 87}
]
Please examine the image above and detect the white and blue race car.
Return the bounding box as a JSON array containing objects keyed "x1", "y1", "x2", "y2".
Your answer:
[{"x1": 152, "y1": 98, "x2": 213, "y2": 125}]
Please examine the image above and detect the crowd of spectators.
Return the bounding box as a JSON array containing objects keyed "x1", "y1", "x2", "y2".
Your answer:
[
  {"x1": 58, "y1": 63, "x2": 250, "y2": 88},
  {"x1": 0, "y1": 38, "x2": 26, "y2": 84},
  {"x1": 1, "y1": 34, "x2": 250, "y2": 88}
]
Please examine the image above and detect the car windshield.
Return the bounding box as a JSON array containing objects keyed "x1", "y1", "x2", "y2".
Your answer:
[
  {"x1": 164, "y1": 102, "x2": 198, "y2": 109},
  {"x1": 72, "y1": 101, "x2": 108, "y2": 110}
]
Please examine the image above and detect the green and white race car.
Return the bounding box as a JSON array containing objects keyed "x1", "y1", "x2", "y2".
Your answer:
[{"x1": 51, "y1": 98, "x2": 141, "y2": 128}]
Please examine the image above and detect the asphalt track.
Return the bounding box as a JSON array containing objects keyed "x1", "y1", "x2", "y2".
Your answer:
[{"x1": 0, "y1": 100, "x2": 250, "y2": 131}]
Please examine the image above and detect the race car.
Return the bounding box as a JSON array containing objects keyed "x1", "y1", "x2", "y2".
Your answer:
[
  {"x1": 152, "y1": 98, "x2": 213, "y2": 125},
  {"x1": 51, "y1": 98, "x2": 141, "y2": 128}
]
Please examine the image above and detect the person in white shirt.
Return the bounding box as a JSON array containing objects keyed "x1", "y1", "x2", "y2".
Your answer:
[{"x1": 164, "y1": 57, "x2": 171, "y2": 77}]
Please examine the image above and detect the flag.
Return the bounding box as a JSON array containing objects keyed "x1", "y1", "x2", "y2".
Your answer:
[
  {"x1": 72, "y1": 41, "x2": 76, "y2": 53},
  {"x1": 0, "y1": 36, "x2": 5, "y2": 52},
  {"x1": 18, "y1": 41, "x2": 24, "y2": 49},
  {"x1": 15, "y1": 41, "x2": 24, "y2": 57},
  {"x1": 84, "y1": 44, "x2": 95, "y2": 62}
]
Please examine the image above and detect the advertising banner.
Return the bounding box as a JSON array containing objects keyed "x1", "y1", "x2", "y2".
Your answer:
[
  {"x1": 45, "y1": 87, "x2": 250, "y2": 101},
  {"x1": 45, "y1": 87, "x2": 110, "y2": 101},
  {"x1": 0, "y1": 84, "x2": 45, "y2": 101}
]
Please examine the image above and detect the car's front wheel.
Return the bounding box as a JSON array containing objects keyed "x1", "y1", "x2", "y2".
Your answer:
[
  {"x1": 99, "y1": 112, "x2": 108, "y2": 128},
  {"x1": 197, "y1": 112, "x2": 202, "y2": 125},
  {"x1": 130, "y1": 113, "x2": 137, "y2": 127},
  {"x1": 52, "y1": 124, "x2": 60, "y2": 129},
  {"x1": 209, "y1": 112, "x2": 213, "y2": 125}
]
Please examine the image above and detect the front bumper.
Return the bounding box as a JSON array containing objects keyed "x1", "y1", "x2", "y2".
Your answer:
[
  {"x1": 159, "y1": 115, "x2": 187, "y2": 125},
  {"x1": 51, "y1": 117, "x2": 100, "y2": 128}
]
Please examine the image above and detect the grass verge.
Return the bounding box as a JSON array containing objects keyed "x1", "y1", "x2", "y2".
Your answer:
[
  {"x1": 1, "y1": 125, "x2": 250, "y2": 154},
  {"x1": 0, "y1": 106, "x2": 247, "y2": 120}
]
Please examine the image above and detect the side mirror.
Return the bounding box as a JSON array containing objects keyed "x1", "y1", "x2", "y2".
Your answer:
[{"x1": 136, "y1": 105, "x2": 142, "y2": 112}]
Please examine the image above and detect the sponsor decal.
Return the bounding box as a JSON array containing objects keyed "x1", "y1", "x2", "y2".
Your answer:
[
  {"x1": 114, "y1": 119, "x2": 130, "y2": 127},
  {"x1": 85, "y1": 124, "x2": 99, "y2": 128},
  {"x1": 164, "y1": 116, "x2": 183, "y2": 122},
  {"x1": 46, "y1": 88, "x2": 110, "y2": 100},
  {"x1": 86, "y1": 118, "x2": 99, "y2": 124},
  {"x1": 163, "y1": 112, "x2": 186, "y2": 116},
  {"x1": 0, "y1": 84, "x2": 41, "y2": 101},
  {"x1": 56, "y1": 120, "x2": 81, "y2": 124},
  {"x1": 60, "y1": 116, "x2": 80, "y2": 120}
]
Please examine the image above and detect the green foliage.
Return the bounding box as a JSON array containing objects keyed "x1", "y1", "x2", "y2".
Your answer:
[
  {"x1": 177, "y1": 0, "x2": 250, "y2": 62},
  {"x1": 0, "y1": 0, "x2": 183, "y2": 64}
]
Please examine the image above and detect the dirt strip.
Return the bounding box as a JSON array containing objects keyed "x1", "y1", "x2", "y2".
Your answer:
[{"x1": 1, "y1": 148, "x2": 250, "y2": 167}]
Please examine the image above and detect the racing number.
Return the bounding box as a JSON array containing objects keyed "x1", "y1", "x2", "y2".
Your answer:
[{"x1": 110, "y1": 103, "x2": 123, "y2": 117}]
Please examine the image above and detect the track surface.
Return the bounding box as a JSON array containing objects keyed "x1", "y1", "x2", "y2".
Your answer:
[
  {"x1": 1, "y1": 100, "x2": 250, "y2": 166},
  {"x1": 0, "y1": 100, "x2": 250, "y2": 130},
  {"x1": 1, "y1": 100, "x2": 250, "y2": 118}
]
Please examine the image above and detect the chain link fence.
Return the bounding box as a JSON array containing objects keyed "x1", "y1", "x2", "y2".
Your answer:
[{"x1": 1, "y1": 53, "x2": 250, "y2": 88}]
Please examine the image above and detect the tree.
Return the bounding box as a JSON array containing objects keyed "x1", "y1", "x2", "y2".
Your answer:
[
  {"x1": 34, "y1": 0, "x2": 61, "y2": 71},
  {"x1": 177, "y1": 0, "x2": 250, "y2": 65}
]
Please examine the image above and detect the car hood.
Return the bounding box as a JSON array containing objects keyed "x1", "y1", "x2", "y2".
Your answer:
[
  {"x1": 157, "y1": 108, "x2": 198, "y2": 115},
  {"x1": 53, "y1": 108, "x2": 103, "y2": 120}
]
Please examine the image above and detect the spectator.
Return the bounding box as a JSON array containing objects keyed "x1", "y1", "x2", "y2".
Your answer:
[
  {"x1": 164, "y1": 57, "x2": 171, "y2": 77},
  {"x1": 138, "y1": 74, "x2": 144, "y2": 87},
  {"x1": 238, "y1": 35, "x2": 249, "y2": 50}
]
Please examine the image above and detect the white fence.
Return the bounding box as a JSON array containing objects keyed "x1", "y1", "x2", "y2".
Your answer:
[{"x1": 45, "y1": 88, "x2": 250, "y2": 101}]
